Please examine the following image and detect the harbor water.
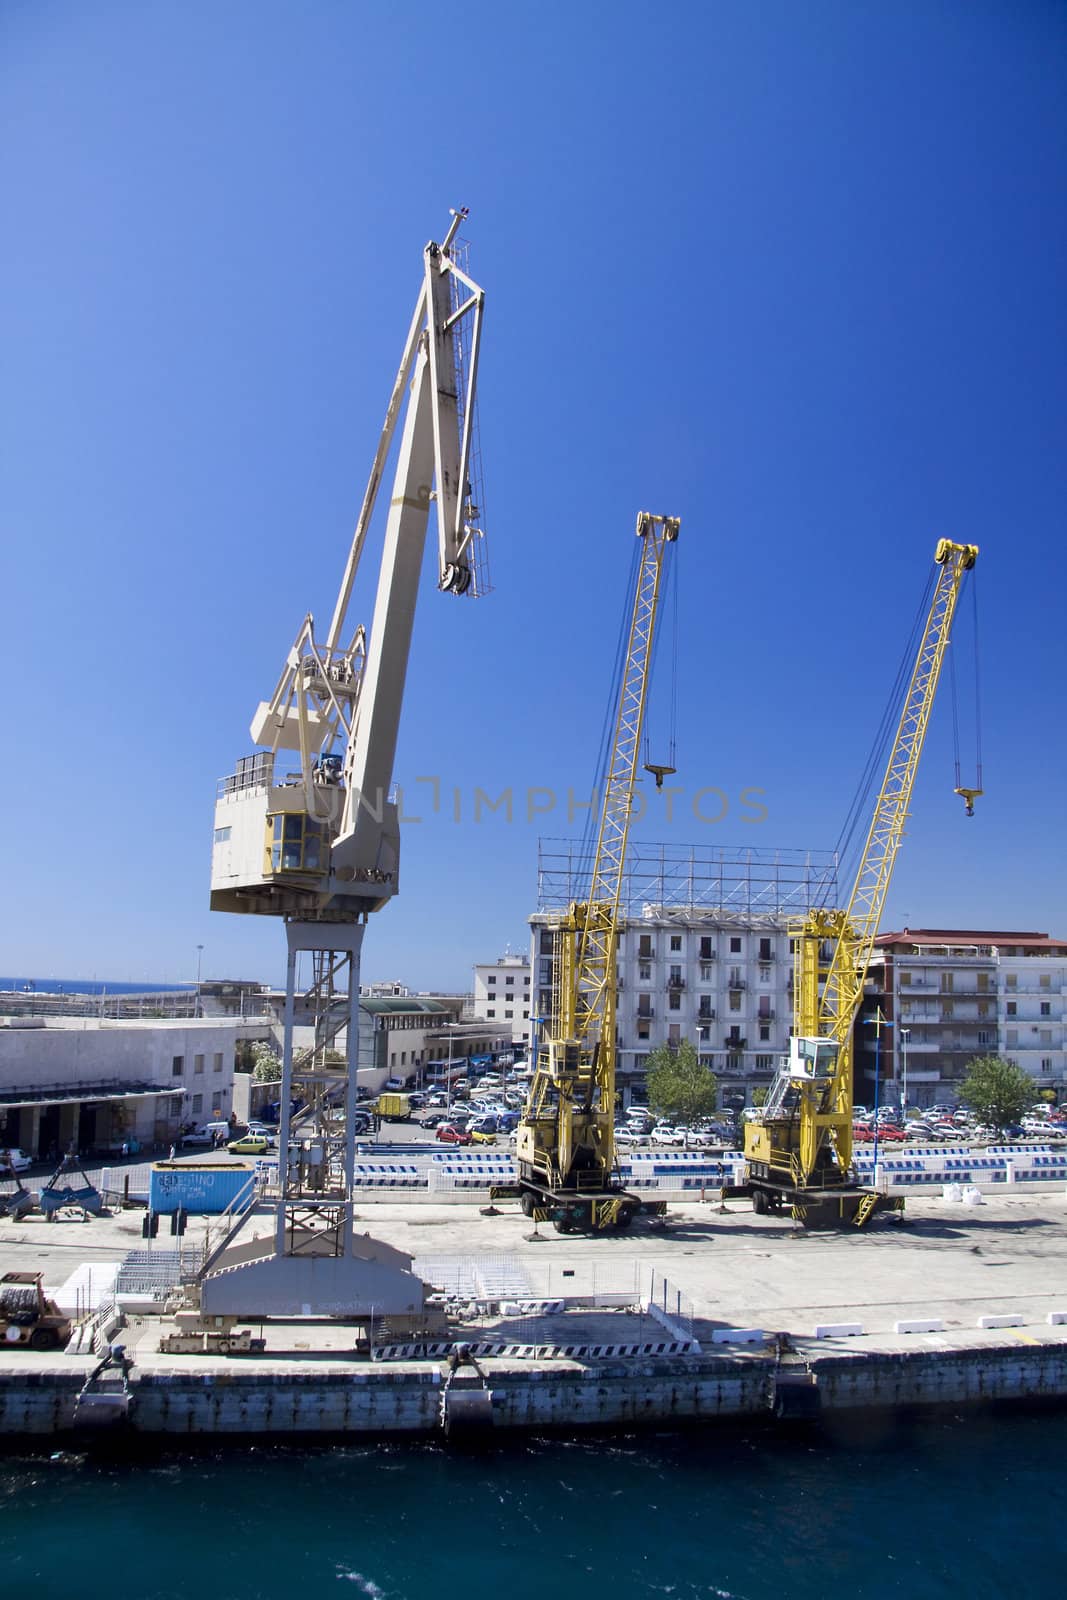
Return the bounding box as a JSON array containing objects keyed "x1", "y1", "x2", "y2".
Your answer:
[{"x1": 2, "y1": 1408, "x2": 1065, "y2": 1599}]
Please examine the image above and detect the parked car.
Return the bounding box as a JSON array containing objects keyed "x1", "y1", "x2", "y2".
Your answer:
[
  {"x1": 470, "y1": 1129, "x2": 497, "y2": 1146},
  {"x1": 0, "y1": 1149, "x2": 32, "y2": 1173},
  {"x1": 435, "y1": 1123, "x2": 473, "y2": 1146},
  {"x1": 650, "y1": 1125, "x2": 685, "y2": 1146},
  {"x1": 614, "y1": 1127, "x2": 647, "y2": 1147},
  {"x1": 227, "y1": 1134, "x2": 269, "y2": 1155},
  {"x1": 418, "y1": 1111, "x2": 450, "y2": 1128}
]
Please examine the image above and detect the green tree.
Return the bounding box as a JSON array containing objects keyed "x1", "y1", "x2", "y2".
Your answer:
[
  {"x1": 250, "y1": 1041, "x2": 282, "y2": 1083},
  {"x1": 960, "y1": 1055, "x2": 1032, "y2": 1134},
  {"x1": 750, "y1": 1086, "x2": 768, "y2": 1108},
  {"x1": 645, "y1": 1040, "x2": 718, "y2": 1132}
]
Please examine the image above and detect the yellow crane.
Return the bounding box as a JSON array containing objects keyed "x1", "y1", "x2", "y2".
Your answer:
[
  {"x1": 499, "y1": 512, "x2": 679, "y2": 1232},
  {"x1": 743, "y1": 538, "x2": 979, "y2": 1226}
]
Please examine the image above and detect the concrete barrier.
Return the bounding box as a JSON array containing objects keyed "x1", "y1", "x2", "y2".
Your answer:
[
  {"x1": 710, "y1": 1328, "x2": 765, "y2": 1345},
  {"x1": 814, "y1": 1322, "x2": 865, "y2": 1339},
  {"x1": 894, "y1": 1318, "x2": 946, "y2": 1334},
  {"x1": 1048, "y1": 1311, "x2": 1067, "y2": 1326},
  {"x1": 978, "y1": 1314, "x2": 1025, "y2": 1329}
]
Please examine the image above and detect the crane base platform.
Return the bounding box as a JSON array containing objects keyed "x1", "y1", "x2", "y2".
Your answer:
[
  {"x1": 490, "y1": 1182, "x2": 666, "y2": 1233},
  {"x1": 742, "y1": 1179, "x2": 904, "y2": 1230}
]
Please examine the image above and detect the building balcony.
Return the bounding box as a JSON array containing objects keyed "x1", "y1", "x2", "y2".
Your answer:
[
  {"x1": 697, "y1": 1006, "x2": 716, "y2": 1021},
  {"x1": 637, "y1": 1008, "x2": 654, "y2": 1021},
  {"x1": 667, "y1": 977, "x2": 686, "y2": 990},
  {"x1": 727, "y1": 978, "x2": 747, "y2": 991},
  {"x1": 756, "y1": 1010, "x2": 775, "y2": 1024}
]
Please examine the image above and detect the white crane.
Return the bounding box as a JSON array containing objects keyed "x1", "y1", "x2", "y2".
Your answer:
[{"x1": 202, "y1": 211, "x2": 488, "y2": 1324}]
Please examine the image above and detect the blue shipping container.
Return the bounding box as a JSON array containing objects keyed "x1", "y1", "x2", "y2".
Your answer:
[{"x1": 149, "y1": 1163, "x2": 257, "y2": 1215}]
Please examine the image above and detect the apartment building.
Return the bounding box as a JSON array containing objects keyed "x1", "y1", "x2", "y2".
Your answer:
[
  {"x1": 530, "y1": 910, "x2": 795, "y2": 1109},
  {"x1": 472, "y1": 954, "x2": 531, "y2": 1046},
  {"x1": 861, "y1": 929, "x2": 1067, "y2": 1106}
]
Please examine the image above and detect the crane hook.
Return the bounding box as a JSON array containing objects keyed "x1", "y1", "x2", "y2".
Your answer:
[{"x1": 954, "y1": 786, "x2": 982, "y2": 817}]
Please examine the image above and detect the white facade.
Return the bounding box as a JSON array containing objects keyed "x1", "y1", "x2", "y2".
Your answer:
[
  {"x1": 473, "y1": 955, "x2": 531, "y2": 1046},
  {"x1": 864, "y1": 929, "x2": 1067, "y2": 1105},
  {"x1": 0, "y1": 1016, "x2": 251, "y2": 1157},
  {"x1": 530, "y1": 911, "x2": 794, "y2": 1107}
]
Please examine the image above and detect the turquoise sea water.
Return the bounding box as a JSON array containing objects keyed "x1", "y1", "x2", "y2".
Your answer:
[{"x1": 2, "y1": 1410, "x2": 1066, "y2": 1600}]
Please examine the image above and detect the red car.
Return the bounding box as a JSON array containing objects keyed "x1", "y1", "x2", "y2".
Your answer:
[{"x1": 435, "y1": 1123, "x2": 472, "y2": 1146}]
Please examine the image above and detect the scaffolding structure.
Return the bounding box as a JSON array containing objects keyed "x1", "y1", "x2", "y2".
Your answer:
[{"x1": 537, "y1": 838, "x2": 838, "y2": 921}]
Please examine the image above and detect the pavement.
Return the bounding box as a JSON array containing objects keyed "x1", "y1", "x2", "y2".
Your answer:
[{"x1": 2, "y1": 1181, "x2": 1066, "y2": 1367}]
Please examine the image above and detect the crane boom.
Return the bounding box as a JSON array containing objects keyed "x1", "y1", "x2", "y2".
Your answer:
[
  {"x1": 511, "y1": 513, "x2": 679, "y2": 1232},
  {"x1": 744, "y1": 538, "x2": 979, "y2": 1224}
]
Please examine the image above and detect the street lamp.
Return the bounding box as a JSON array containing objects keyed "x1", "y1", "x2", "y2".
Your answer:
[
  {"x1": 899, "y1": 1027, "x2": 910, "y2": 1118},
  {"x1": 195, "y1": 944, "x2": 204, "y2": 1018},
  {"x1": 865, "y1": 1008, "x2": 892, "y2": 1172}
]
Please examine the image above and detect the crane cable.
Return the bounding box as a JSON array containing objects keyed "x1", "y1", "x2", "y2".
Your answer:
[
  {"x1": 822, "y1": 566, "x2": 939, "y2": 907},
  {"x1": 950, "y1": 572, "x2": 983, "y2": 795},
  {"x1": 645, "y1": 546, "x2": 680, "y2": 772}
]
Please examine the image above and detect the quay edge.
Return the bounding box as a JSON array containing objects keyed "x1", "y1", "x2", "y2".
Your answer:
[{"x1": 3, "y1": 1342, "x2": 1067, "y2": 1438}]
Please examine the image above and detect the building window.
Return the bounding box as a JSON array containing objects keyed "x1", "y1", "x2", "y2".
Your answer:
[
  {"x1": 523, "y1": 1010, "x2": 529, "y2": 1019},
  {"x1": 505, "y1": 976, "x2": 514, "y2": 987},
  {"x1": 1006, "y1": 1001, "x2": 1017, "y2": 1016},
  {"x1": 487, "y1": 1009, "x2": 495, "y2": 1018},
  {"x1": 759, "y1": 964, "x2": 771, "y2": 982},
  {"x1": 729, "y1": 992, "x2": 741, "y2": 1012},
  {"x1": 172, "y1": 1056, "x2": 183, "y2": 1077},
  {"x1": 759, "y1": 1025, "x2": 770, "y2": 1042},
  {"x1": 670, "y1": 935, "x2": 682, "y2": 952},
  {"x1": 194, "y1": 1054, "x2": 205, "y2": 1075},
  {"x1": 977, "y1": 1030, "x2": 992, "y2": 1047},
  {"x1": 900, "y1": 972, "x2": 912, "y2": 986},
  {"x1": 639, "y1": 936, "x2": 653, "y2": 958},
  {"x1": 488, "y1": 975, "x2": 496, "y2": 985},
  {"x1": 1041, "y1": 1057, "x2": 1053, "y2": 1071},
  {"x1": 213, "y1": 826, "x2": 231, "y2": 844},
  {"x1": 699, "y1": 937, "x2": 713, "y2": 960},
  {"x1": 730, "y1": 937, "x2": 741, "y2": 954},
  {"x1": 668, "y1": 1024, "x2": 681, "y2": 1046},
  {"x1": 637, "y1": 1021, "x2": 650, "y2": 1040},
  {"x1": 1006, "y1": 973, "x2": 1017, "y2": 989},
  {"x1": 758, "y1": 938, "x2": 772, "y2": 961},
  {"x1": 668, "y1": 992, "x2": 681, "y2": 1011},
  {"x1": 700, "y1": 963, "x2": 714, "y2": 982},
  {"x1": 192, "y1": 1094, "x2": 203, "y2": 1114},
  {"x1": 213, "y1": 1052, "x2": 223, "y2": 1072},
  {"x1": 505, "y1": 1009, "x2": 513, "y2": 1018},
  {"x1": 755, "y1": 1054, "x2": 773, "y2": 1070},
  {"x1": 1040, "y1": 1002, "x2": 1051, "y2": 1016},
  {"x1": 1040, "y1": 974, "x2": 1051, "y2": 989},
  {"x1": 699, "y1": 1027, "x2": 710, "y2": 1042},
  {"x1": 977, "y1": 1001, "x2": 990, "y2": 1018},
  {"x1": 1040, "y1": 1029, "x2": 1052, "y2": 1045},
  {"x1": 639, "y1": 963, "x2": 651, "y2": 981},
  {"x1": 1006, "y1": 1029, "x2": 1018, "y2": 1048}
]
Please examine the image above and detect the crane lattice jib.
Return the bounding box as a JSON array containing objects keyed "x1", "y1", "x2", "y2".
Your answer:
[
  {"x1": 819, "y1": 539, "x2": 978, "y2": 1040},
  {"x1": 572, "y1": 513, "x2": 679, "y2": 1050}
]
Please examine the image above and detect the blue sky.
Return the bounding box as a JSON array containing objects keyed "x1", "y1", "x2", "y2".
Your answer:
[{"x1": 3, "y1": 1, "x2": 1065, "y2": 990}]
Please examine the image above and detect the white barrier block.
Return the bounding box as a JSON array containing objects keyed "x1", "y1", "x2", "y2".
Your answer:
[
  {"x1": 814, "y1": 1322, "x2": 865, "y2": 1339},
  {"x1": 894, "y1": 1318, "x2": 947, "y2": 1334},
  {"x1": 978, "y1": 1313, "x2": 1025, "y2": 1329},
  {"x1": 1048, "y1": 1311, "x2": 1067, "y2": 1326},
  {"x1": 711, "y1": 1328, "x2": 765, "y2": 1345}
]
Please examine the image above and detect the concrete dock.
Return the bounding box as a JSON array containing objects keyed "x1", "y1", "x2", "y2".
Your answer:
[{"x1": 1, "y1": 1187, "x2": 1065, "y2": 1435}]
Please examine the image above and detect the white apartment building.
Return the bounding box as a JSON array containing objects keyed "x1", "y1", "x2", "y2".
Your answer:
[
  {"x1": 530, "y1": 910, "x2": 795, "y2": 1110},
  {"x1": 473, "y1": 954, "x2": 531, "y2": 1047},
  {"x1": 862, "y1": 928, "x2": 1067, "y2": 1106}
]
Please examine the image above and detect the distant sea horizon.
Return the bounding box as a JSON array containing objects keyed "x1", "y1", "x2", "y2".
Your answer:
[{"x1": 0, "y1": 977, "x2": 194, "y2": 996}]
